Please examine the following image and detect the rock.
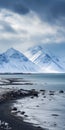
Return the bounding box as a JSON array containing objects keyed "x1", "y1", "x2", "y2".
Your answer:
[
  {"x1": 40, "y1": 90, "x2": 46, "y2": 92},
  {"x1": 43, "y1": 96, "x2": 46, "y2": 98},
  {"x1": 21, "y1": 111, "x2": 25, "y2": 115},
  {"x1": 42, "y1": 92, "x2": 45, "y2": 95},
  {"x1": 36, "y1": 105, "x2": 39, "y2": 107},
  {"x1": 37, "y1": 126, "x2": 49, "y2": 130},
  {"x1": 40, "y1": 90, "x2": 46, "y2": 95},
  {"x1": 29, "y1": 89, "x2": 39, "y2": 97},
  {"x1": 24, "y1": 115, "x2": 28, "y2": 117},
  {"x1": 37, "y1": 126, "x2": 41, "y2": 129},
  {"x1": 49, "y1": 91, "x2": 55, "y2": 95},
  {"x1": 31, "y1": 96, "x2": 34, "y2": 99},
  {"x1": 12, "y1": 107, "x2": 17, "y2": 111},
  {"x1": 59, "y1": 90, "x2": 64, "y2": 93},
  {"x1": 5, "y1": 122, "x2": 8, "y2": 126},
  {"x1": 1, "y1": 121, "x2": 5, "y2": 125},
  {"x1": 33, "y1": 93, "x2": 38, "y2": 97},
  {"x1": 0, "y1": 120, "x2": 11, "y2": 130},
  {"x1": 53, "y1": 122, "x2": 57, "y2": 127},
  {"x1": 52, "y1": 114, "x2": 59, "y2": 117}
]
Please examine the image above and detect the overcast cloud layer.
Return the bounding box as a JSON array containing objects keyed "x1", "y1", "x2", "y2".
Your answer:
[{"x1": 0, "y1": 0, "x2": 65, "y2": 56}]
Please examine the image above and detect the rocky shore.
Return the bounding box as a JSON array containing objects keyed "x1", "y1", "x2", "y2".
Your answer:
[
  {"x1": 0, "y1": 89, "x2": 39, "y2": 103},
  {"x1": 0, "y1": 88, "x2": 47, "y2": 130},
  {"x1": 10, "y1": 89, "x2": 65, "y2": 130},
  {"x1": 0, "y1": 87, "x2": 65, "y2": 130}
]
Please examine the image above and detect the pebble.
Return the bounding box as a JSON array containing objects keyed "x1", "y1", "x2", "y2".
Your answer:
[{"x1": 0, "y1": 120, "x2": 12, "y2": 130}]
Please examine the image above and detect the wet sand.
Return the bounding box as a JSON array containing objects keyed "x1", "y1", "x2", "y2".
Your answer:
[
  {"x1": 0, "y1": 90, "x2": 47, "y2": 130},
  {"x1": 0, "y1": 100, "x2": 47, "y2": 130}
]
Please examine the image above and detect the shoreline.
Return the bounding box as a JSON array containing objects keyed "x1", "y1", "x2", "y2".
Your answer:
[
  {"x1": 0, "y1": 100, "x2": 45, "y2": 130},
  {"x1": 0, "y1": 89, "x2": 47, "y2": 130},
  {"x1": 0, "y1": 76, "x2": 65, "y2": 130},
  {"x1": 0, "y1": 88, "x2": 65, "y2": 130}
]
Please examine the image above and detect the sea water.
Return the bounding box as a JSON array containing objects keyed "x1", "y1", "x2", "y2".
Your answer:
[{"x1": 0, "y1": 73, "x2": 65, "y2": 91}]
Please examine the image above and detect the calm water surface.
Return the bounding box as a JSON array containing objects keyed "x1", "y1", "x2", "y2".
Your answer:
[{"x1": 0, "y1": 73, "x2": 65, "y2": 91}]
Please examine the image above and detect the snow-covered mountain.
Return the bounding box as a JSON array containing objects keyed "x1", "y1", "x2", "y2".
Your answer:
[
  {"x1": 25, "y1": 45, "x2": 65, "y2": 73},
  {"x1": 0, "y1": 48, "x2": 40, "y2": 73},
  {"x1": 0, "y1": 47, "x2": 65, "y2": 73}
]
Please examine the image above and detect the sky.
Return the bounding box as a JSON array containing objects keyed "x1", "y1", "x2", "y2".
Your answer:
[{"x1": 0, "y1": 0, "x2": 65, "y2": 57}]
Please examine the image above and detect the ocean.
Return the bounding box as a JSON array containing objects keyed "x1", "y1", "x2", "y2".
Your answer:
[{"x1": 0, "y1": 73, "x2": 65, "y2": 91}]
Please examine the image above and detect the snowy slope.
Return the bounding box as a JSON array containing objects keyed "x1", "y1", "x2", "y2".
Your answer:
[
  {"x1": 0, "y1": 48, "x2": 40, "y2": 73},
  {"x1": 0, "y1": 47, "x2": 64, "y2": 73},
  {"x1": 25, "y1": 46, "x2": 65, "y2": 73}
]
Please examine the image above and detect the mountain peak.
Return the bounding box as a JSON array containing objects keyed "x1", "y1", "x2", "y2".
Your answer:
[
  {"x1": 8, "y1": 48, "x2": 15, "y2": 51},
  {"x1": 0, "y1": 48, "x2": 40, "y2": 73},
  {"x1": 25, "y1": 46, "x2": 65, "y2": 73},
  {"x1": 5, "y1": 48, "x2": 22, "y2": 57},
  {"x1": 4, "y1": 48, "x2": 29, "y2": 62},
  {"x1": 6, "y1": 47, "x2": 17, "y2": 54}
]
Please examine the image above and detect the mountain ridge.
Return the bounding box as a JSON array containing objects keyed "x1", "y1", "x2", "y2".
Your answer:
[
  {"x1": 25, "y1": 45, "x2": 65, "y2": 73},
  {"x1": 0, "y1": 47, "x2": 65, "y2": 73},
  {"x1": 0, "y1": 48, "x2": 40, "y2": 73}
]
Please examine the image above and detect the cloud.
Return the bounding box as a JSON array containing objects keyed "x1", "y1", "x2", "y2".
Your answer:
[
  {"x1": 21, "y1": 0, "x2": 65, "y2": 23},
  {"x1": 0, "y1": 0, "x2": 65, "y2": 22},
  {"x1": 0, "y1": 7, "x2": 65, "y2": 54},
  {"x1": 0, "y1": 0, "x2": 29, "y2": 15},
  {"x1": 14, "y1": 4, "x2": 29, "y2": 14},
  {"x1": 0, "y1": 0, "x2": 65, "y2": 58},
  {"x1": 0, "y1": 21, "x2": 16, "y2": 33}
]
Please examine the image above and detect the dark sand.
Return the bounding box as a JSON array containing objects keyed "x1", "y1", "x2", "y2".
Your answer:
[
  {"x1": 0, "y1": 78, "x2": 48, "y2": 130},
  {"x1": 0, "y1": 100, "x2": 47, "y2": 130}
]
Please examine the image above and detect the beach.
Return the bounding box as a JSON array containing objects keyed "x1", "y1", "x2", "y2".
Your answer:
[
  {"x1": 0, "y1": 74, "x2": 65, "y2": 130},
  {"x1": 0, "y1": 100, "x2": 44, "y2": 130},
  {"x1": 0, "y1": 77, "x2": 47, "y2": 130},
  {"x1": 0, "y1": 89, "x2": 47, "y2": 130}
]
